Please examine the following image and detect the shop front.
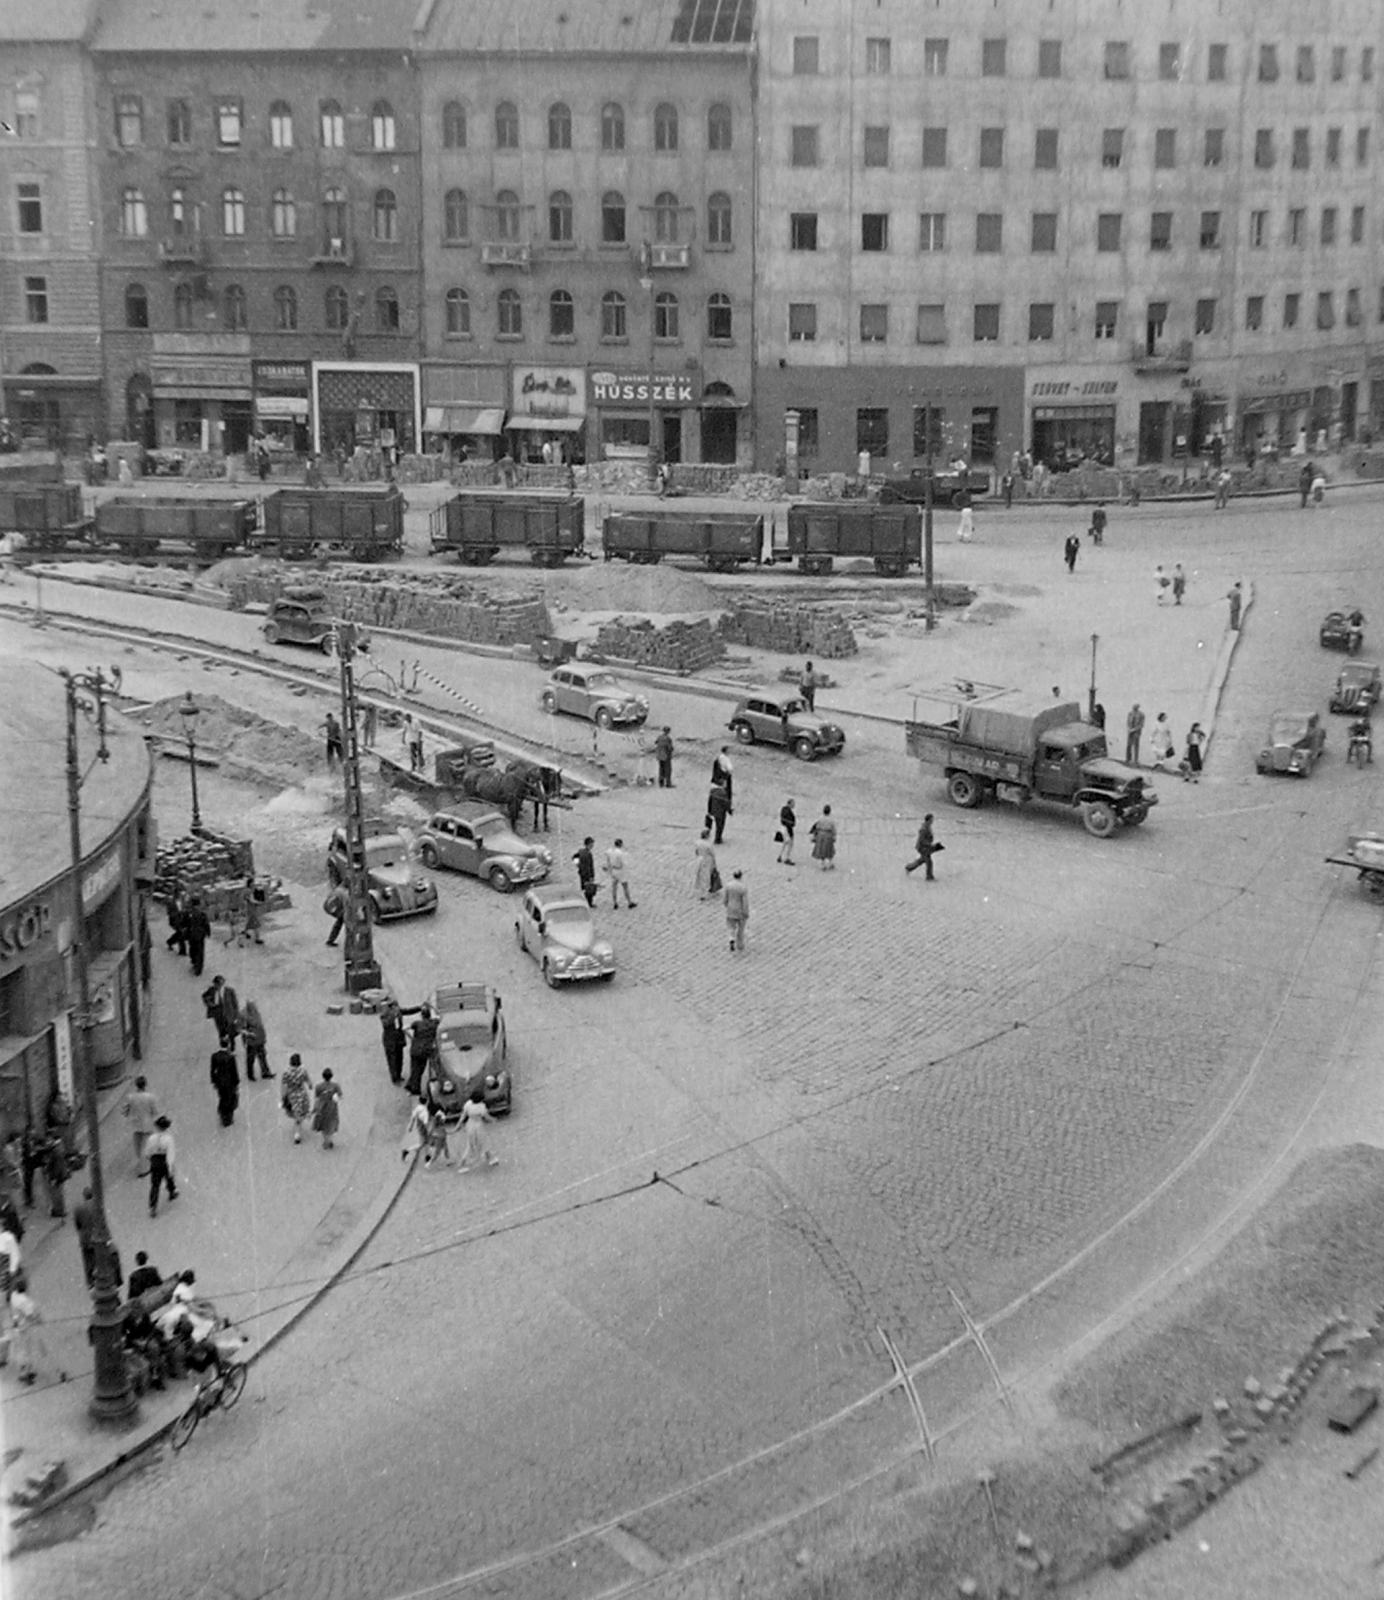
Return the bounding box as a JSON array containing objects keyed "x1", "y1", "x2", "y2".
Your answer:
[
  {"x1": 151, "y1": 335, "x2": 254, "y2": 455},
  {"x1": 1237, "y1": 387, "x2": 1313, "y2": 459},
  {"x1": 2, "y1": 367, "x2": 104, "y2": 453},
  {"x1": 1028, "y1": 374, "x2": 1119, "y2": 469},
  {"x1": 312, "y1": 362, "x2": 421, "y2": 461},
  {"x1": 421, "y1": 362, "x2": 507, "y2": 463},
  {"x1": 507, "y1": 365, "x2": 587, "y2": 465},
  {"x1": 589, "y1": 367, "x2": 696, "y2": 464},
  {"x1": 252, "y1": 361, "x2": 311, "y2": 457}
]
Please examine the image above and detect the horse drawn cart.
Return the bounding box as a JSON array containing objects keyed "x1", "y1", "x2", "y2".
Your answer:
[
  {"x1": 378, "y1": 743, "x2": 566, "y2": 831},
  {"x1": 1326, "y1": 831, "x2": 1384, "y2": 897}
]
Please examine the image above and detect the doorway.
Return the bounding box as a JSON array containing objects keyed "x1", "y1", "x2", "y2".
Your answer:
[
  {"x1": 661, "y1": 412, "x2": 682, "y2": 464},
  {"x1": 700, "y1": 407, "x2": 736, "y2": 464},
  {"x1": 1138, "y1": 402, "x2": 1170, "y2": 464}
]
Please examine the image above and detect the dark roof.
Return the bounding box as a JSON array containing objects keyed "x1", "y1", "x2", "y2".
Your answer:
[
  {"x1": 421, "y1": 0, "x2": 754, "y2": 55},
  {"x1": 0, "y1": 0, "x2": 99, "y2": 43},
  {"x1": 90, "y1": 0, "x2": 422, "y2": 54}
]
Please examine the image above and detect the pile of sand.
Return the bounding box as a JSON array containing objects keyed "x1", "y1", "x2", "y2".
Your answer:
[
  {"x1": 539, "y1": 560, "x2": 721, "y2": 616},
  {"x1": 136, "y1": 693, "x2": 317, "y2": 781}
]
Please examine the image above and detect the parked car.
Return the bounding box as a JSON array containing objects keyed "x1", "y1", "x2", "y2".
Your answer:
[
  {"x1": 1320, "y1": 609, "x2": 1365, "y2": 653},
  {"x1": 426, "y1": 982, "x2": 511, "y2": 1117},
  {"x1": 1255, "y1": 710, "x2": 1326, "y2": 777},
  {"x1": 514, "y1": 884, "x2": 615, "y2": 987},
  {"x1": 1329, "y1": 661, "x2": 1382, "y2": 714},
  {"x1": 416, "y1": 806, "x2": 552, "y2": 892},
  {"x1": 727, "y1": 692, "x2": 846, "y2": 761},
  {"x1": 263, "y1": 588, "x2": 368, "y2": 654},
  {"x1": 325, "y1": 827, "x2": 438, "y2": 920},
  {"x1": 540, "y1": 666, "x2": 649, "y2": 728}
]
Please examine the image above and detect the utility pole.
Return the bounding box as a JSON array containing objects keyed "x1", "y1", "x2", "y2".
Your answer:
[
  {"x1": 60, "y1": 667, "x2": 137, "y2": 1424},
  {"x1": 923, "y1": 406, "x2": 936, "y2": 631},
  {"x1": 336, "y1": 624, "x2": 381, "y2": 994},
  {"x1": 1089, "y1": 634, "x2": 1100, "y2": 724},
  {"x1": 639, "y1": 242, "x2": 658, "y2": 488}
]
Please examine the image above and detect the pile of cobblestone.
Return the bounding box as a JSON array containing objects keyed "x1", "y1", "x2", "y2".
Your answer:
[
  {"x1": 593, "y1": 616, "x2": 725, "y2": 672},
  {"x1": 718, "y1": 603, "x2": 858, "y2": 658}
]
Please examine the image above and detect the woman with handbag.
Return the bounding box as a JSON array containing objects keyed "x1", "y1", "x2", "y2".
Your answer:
[
  {"x1": 693, "y1": 829, "x2": 720, "y2": 901},
  {"x1": 311, "y1": 1069, "x2": 342, "y2": 1151},
  {"x1": 280, "y1": 1054, "x2": 313, "y2": 1145}
]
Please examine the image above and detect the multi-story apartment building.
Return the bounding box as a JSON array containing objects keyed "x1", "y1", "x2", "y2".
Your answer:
[
  {"x1": 755, "y1": 0, "x2": 1384, "y2": 477},
  {"x1": 89, "y1": 0, "x2": 423, "y2": 458},
  {"x1": 416, "y1": 0, "x2": 755, "y2": 467},
  {"x1": 1, "y1": 0, "x2": 104, "y2": 453}
]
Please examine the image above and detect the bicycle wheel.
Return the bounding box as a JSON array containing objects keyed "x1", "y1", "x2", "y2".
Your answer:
[
  {"x1": 170, "y1": 1397, "x2": 202, "y2": 1451},
  {"x1": 218, "y1": 1364, "x2": 247, "y2": 1410}
]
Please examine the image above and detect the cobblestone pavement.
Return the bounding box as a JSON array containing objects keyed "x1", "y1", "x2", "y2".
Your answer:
[{"x1": 13, "y1": 492, "x2": 1384, "y2": 1600}]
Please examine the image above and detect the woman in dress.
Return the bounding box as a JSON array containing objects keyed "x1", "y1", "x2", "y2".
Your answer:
[
  {"x1": 694, "y1": 828, "x2": 719, "y2": 900},
  {"x1": 1148, "y1": 713, "x2": 1176, "y2": 770},
  {"x1": 1181, "y1": 723, "x2": 1205, "y2": 782},
  {"x1": 280, "y1": 1053, "x2": 313, "y2": 1145},
  {"x1": 311, "y1": 1068, "x2": 342, "y2": 1151},
  {"x1": 809, "y1": 804, "x2": 838, "y2": 870},
  {"x1": 402, "y1": 1097, "x2": 430, "y2": 1162},
  {"x1": 458, "y1": 1091, "x2": 499, "y2": 1171}
]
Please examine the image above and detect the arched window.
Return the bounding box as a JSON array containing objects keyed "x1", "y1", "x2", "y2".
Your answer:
[
  {"x1": 549, "y1": 289, "x2": 575, "y2": 338},
  {"x1": 654, "y1": 191, "x2": 680, "y2": 242},
  {"x1": 601, "y1": 102, "x2": 625, "y2": 151},
  {"x1": 221, "y1": 186, "x2": 245, "y2": 236},
  {"x1": 654, "y1": 290, "x2": 679, "y2": 340},
  {"x1": 654, "y1": 103, "x2": 678, "y2": 152},
  {"x1": 371, "y1": 100, "x2": 396, "y2": 150},
  {"x1": 168, "y1": 186, "x2": 188, "y2": 234},
  {"x1": 375, "y1": 285, "x2": 399, "y2": 331},
  {"x1": 707, "y1": 192, "x2": 732, "y2": 246},
  {"x1": 273, "y1": 285, "x2": 298, "y2": 330},
  {"x1": 322, "y1": 186, "x2": 348, "y2": 246},
  {"x1": 325, "y1": 284, "x2": 349, "y2": 329},
  {"x1": 271, "y1": 188, "x2": 296, "y2": 237},
  {"x1": 708, "y1": 103, "x2": 733, "y2": 151},
  {"x1": 269, "y1": 101, "x2": 294, "y2": 149},
  {"x1": 124, "y1": 282, "x2": 149, "y2": 329},
  {"x1": 373, "y1": 188, "x2": 397, "y2": 242},
  {"x1": 319, "y1": 99, "x2": 343, "y2": 148},
  {"x1": 495, "y1": 101, "x2": 518, "y2": 149},
  {"x1": 121, "y1": 187, "x2": 147, "y2": 236},
  {"x1": 497, "y1": 287, "x2": 522, "y2": 337},
  {"x1": 223, "y1": 283, "x2": 247, "y2": 331},
  {"x1": 707, "y1": 292, "x2": 732, "y2": 341},
  {"x1": 548, "y1": 191, "x2": 573, "y2": 243},
  {"x1": 444, "y1": 287, "x2": 470, "y2": 337},
  {"x1": 495, "y1": 190, "x2": 520, "y2": 241},
  {"x1": 601, "y1": 190, "x2": 626, "y2": 244},
  {"x1": 548, "y1": 102, "x2": 572, "y2": 150},
  {"x1": 444, "y1": 188, "x2": 468, "y2": 242},
  {"x1": 601, "y1": 290, "x2": 627, "y2": 339},
  {"x1": 443, "y1": 101, "x2": 466, "y2": 148},
  {"x1": 173, "y1": 280, "x2": 193, "y2": 329}
]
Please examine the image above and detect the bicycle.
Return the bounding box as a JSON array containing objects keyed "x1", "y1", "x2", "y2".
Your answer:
[{"x1": 169, "y1": 1357, "x2": 246, "y2": 1451}]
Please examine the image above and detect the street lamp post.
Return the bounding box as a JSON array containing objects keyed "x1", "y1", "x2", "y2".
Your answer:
[
  {"x1": 335, "y1": 624, "x2": 382, "y2": 994},
  {"x1": 639, "y1": 244, "x2": 658, "y2": 488},
  {"x1": 178, "y1": 690, "x2": 202, "y2": 831},
  {"x1": 1089, "y1": 634, "x2": 1100, "y2": 723},
  {"x1": 923, "y1": 404, "x2": 936, "y2": 631},
  {"x1": 60, "y1": 667, "x2": 137, "y2": 1424}
]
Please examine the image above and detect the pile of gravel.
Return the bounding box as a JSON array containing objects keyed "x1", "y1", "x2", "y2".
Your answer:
[{"x1": 542, "y1": 560, "x2": 721, "y2": 616}]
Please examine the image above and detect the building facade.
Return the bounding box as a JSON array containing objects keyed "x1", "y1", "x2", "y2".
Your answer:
[
  {"x1": 417, "y1": 0, "x2": 756, "y2": 468},
  {"x1": 88, "y1": 0, "x2": 424, "y2": 458},
  {"x1": 1, "y1": 0, "x2": 105, "y2": 453},
  {"x1": 754, "y1": 0, "x2": 1384, "y2": 475}
]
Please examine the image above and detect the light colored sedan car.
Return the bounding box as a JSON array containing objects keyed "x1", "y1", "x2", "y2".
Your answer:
[
  {"x1": 416, "y1": 807, "x2": 552, "y2": 894},
  {"x1": 540, "y1": 666, "x2": 649, "y2": 728},
  {"x1": 1255, "y1": 710, "x2": 1326, "y2": 776},
  {"x1": 514, "y1": 884, "x2": 615, "y2": 987}
]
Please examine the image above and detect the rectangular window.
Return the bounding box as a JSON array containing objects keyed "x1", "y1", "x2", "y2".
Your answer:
[
  {"x1": 1352, "y1": 205, "x2": 1365, "y2": 244},
  {"x1": 1204, "y1": 128, "x2": 1225, "y2": 167},
  {"x1": 1317, "y1": 290, "x2": 1335, "y2": 329},
  {"x1": 1038, "y1": 40, "x2": 1062, "y2": 78},
  {"x1": 1159, "y1": 42, "x2": 1181, "y2": 80},
  {"x1": 1250, "y1": 209, "x2": 1268, "y2": 247},
  {"x1": 1102, "y1": 128, "x2": 1124, "y2": 169},
  {"x1": 1097, "y1": 212, "x2": 1122, "y2": 252},
  {"x1": 1291, "y1": 128, "x2": 1310, "y2": 169},
  {"x1": 973, "y1": 303, "x2": 1000, "y2": 341},
  {"x1": 1321, "y1": 206, "x2": 1338, "y2": 246},
  {"x1": 1155, "y1": 129, "x2": 1177, "y2": 169},
  {"x1": 167, "y1": 98, "x2": 191, "y2": 145},
  {"x1": 1254, "y1": 129, "x2": 1274, "y2": 169},
  {"x1": 863, "y1": 125, "x2": 889, "y2": 168},
  {"x1": 1147, "y1": 301, "x2": 1167, "y2": 342},
  {"x1": 796, "y1": 408, "x2": 819, "y2": 460},
  {"x1": 918, "y1": 212, "x2": 946, "y2": 251},
  {"x1": 13, "y1": 90, "x2": 38, "y2": 139},
  {"x1": 922, "y1": 127, "x2": 947, "y2": 168},
  {"x1": 1326, "y1": 128, "x2": 1342, "y2": 167},
  {"x1": 1104, "y1": 41, "x2": 1130, "y2": 80},
  {"x1": 856, "y1": 407, "x2": 889, "y2": 456},
  {"x1": 1208, "y1": 43, "x2": 1228, "y2": 81},
  {"x1": 1200, "y1": 211, "x2": 1221, "y2": 249},
  {"x1": 1333, "y1": 45, "x2": 1347, "y2": 81},
  {"x1": 23, "y1": 275, "x2": 47, "y2": 323},
  {"x1": 1259, "y1": 43, "x2": 1279, "y2": 82},
  {"x1": 1034, "y1": 128, "x2": 1058, "y2": 169},
  {"x1": 788, "y1": 302, "x2": 817, "y2": 342},
  {"x1": 1195, "y1": 298, "x2": 1217, "y2": 334},
  {"x1": 1347, "y1": 286, "x2": 1362, "y2": 326},
  {"x1": 913, "y1": 405, "x2": 945, "y2": 452},
  {"x1": 1296, "y1": 44, "x2": 1315, "y2": 83},
  {"x1": 217, "y1": 99, "x2": 242, "y2": 147},
  {"x1": 861, "y1": 212, "x2": 888, "y2": 252},
  {"x1": 982, "y1": 38, "x2": 1007, "y2": 77},
  {"x1": 792, "y1": 36, "x2": 818, "y2": 74},
  {"x1": 1094, "y1": 300, "x2": 1118, "y2": 339},
  {"x1": 789, "y1": 212, "x2": 818, "y2": 251},
  {"x1": 915, "y1": 306, "x2": 946, "y2": 346},
  {"x1": 979, "y1": 127, "x2": 1004, "y2": 168},
  {"x1": 790, "y1": 126, "x2": 819, "y2": 167},
  {"x1": 16, "y1": 181, "x2": 42, "y2": 233},
  {"x1": 859, "y1": 303, "x2": 888, "y2": 342},
  {"x1": 865, "y1": 37, "x2": 890, "y2": 75},
  {"x1": 116, "y1": 94, "x2": 143, "y2": 147},
  {"x1": 1150, "y1": 212, "x2": 1172, "y2": 251},
  {"x1": 975, "y1": 213, "x2": 1002, "y2": 253},
  {"x1": 924, "y1": 38, "x2": 948, "y2": 76},
  {"x1": 1245, "y1": 295, "x2": 1263, "y2": 331},
  {"x1": 1028, "y1": 302, "x2": 1054, "y2": 341},
  {"x1": 1284, "y1": 292, "x2": 1300, "y2": 328},
  {"x1": 1359, "y1": 127, "x2": 1371, "y2": 165},
  {"x1": 1364, "y1": 46, "x2": 1375, "y2": 81},
  {"x1": 1289, "y1": 207, "x2": 1305, "y2": 245},
  {"x1": 1031, "y1": 212, "x2": 1057, "y2": 252}
]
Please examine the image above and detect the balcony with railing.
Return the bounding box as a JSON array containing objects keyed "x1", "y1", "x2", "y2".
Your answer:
[
  {"x1": 639, "y1": 241, "x2": 692, "y2": 271},
  {"x1": 479, "y1": 239, "x2": 532, "y2": 269},
  {"x1": 160, "y1": 234, "x2": 208, "y2": 266},
  {"x1": 1131, "y1": 339, "x2": 1193, "y2": 373},
  {"x1": 311, "y1": 237, "x2": 355, "y2": 267}
]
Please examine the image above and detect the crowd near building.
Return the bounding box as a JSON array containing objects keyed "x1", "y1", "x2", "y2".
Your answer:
[{"x1": 4, "y1": 0, "x2": 1384, "y2": 475}]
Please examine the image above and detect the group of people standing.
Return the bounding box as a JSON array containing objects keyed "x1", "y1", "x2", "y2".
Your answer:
[{"x1": 1124, "y1": 705, "x2": 1205, "y2": 781}]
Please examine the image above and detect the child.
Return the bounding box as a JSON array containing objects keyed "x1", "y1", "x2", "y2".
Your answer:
[{"x1": 423, "y1": 1106, "x2": 454, "y2": 1169}]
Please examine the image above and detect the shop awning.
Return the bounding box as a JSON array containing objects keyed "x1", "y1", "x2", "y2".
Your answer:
[
  {"x1": 424, "y1": 405, "x2": 506, "y2": 435},
  {"x1": 256, "y1": 396, "x2": 308, "y2": 418},
  {"x1": 153, "y1": 386, "x2": 251, "y2": 403},
  {"x1": 507, "y1": 414, "x2": 585, "y2": 431}
]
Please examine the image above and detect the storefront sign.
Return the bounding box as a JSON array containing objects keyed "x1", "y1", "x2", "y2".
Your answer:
[
  {"x1": 1029, "y1": 379, "x2": 1118, "y2": 399},
  {"x1": 152, "y1": 355, "x2": 252, "y2": 396},
  {"x1": 1240, "y1": 391, "x2": 1312, "y2": 416},
  {"x1": 590, "y1": 370, "x2": 695, "y2": 406},
  {"x1": 512, "y1": 366, "x2": 586, "y2": 418},
  {"x1": 53, "y1": 1010, "x2": 74, "y2": 1101},
  {"x1": 255, "y1": 396, "x2": 309, "y2": 418},
  {"x1": 0, "y1": 898, "x2": 52, "y2": 970},
  {"x1": 81, "y1": 848, "x2": 122, "y2": 912},
  {"x1": 252, "y1": 361, "x2": 310, "y2": 394}
]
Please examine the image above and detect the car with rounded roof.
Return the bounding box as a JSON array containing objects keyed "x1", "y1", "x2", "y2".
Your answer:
[
  {"x1": 326, "y1": 827, "x2": 438, "y2": 920},
  {"x1": 1255, "y1": 710, "x2": 1326, "y2": 777},
  {"x1": 416, "y1": 806, "x2": 552, "y2": 893},
  {"x1": 425, "y1": 981, "x2": 511, "y2": 1117},
  {"x1": 262, "y1": 587, "x2": 368, "y2": 654},
  {"x1": 514, "y1": 884, "x2": 615, "y2": 987},
  {"x1": 727, "y1": 691, "x2": 846, "y2": 761},
  {"x1": 1329, "y1": 660, "x2": 1382, "y2": 715},
  {"x1": 540, "y1": 666, "x2": 648, "y2": 729}
]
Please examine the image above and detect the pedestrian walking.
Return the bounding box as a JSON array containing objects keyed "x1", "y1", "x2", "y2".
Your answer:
[
  {"x1": 1299, "y1": 461, "x2": 1313, "y2": 508},
  {"x1": 1149, "y1": 713, "x2": 1176, "y2": 770},
  {"x1": 1091, "y1": 702, "x2": 1107, "y2": 731},
  {"x1": 406, "y1": 1007, "x2": 438, "y2": 1097},
  {"x1": 423, "y1": 1106, "x2": 454, "y2": 1169},
  {"x1": 1001, "y1": 470, "x2": 1014, "y2": 509},
  {"x1": 1172, "y1": 563, "x2": 1186, "y2": 605},
  {"x1": 653, "y1": 725, "x2": 675, "y2": 788},
  {"x1": 311, "y1": 1069, "x2": 342, "y2": 1150},
  {"x1": 73, "y1": 1186, "x2": 99, "y2": 1289},
  {"x1": 777, "y1": 797, "x2": 797, "y2": 864},
  {"x1": 1215, "y1": 468, "x2": 1232, "y2": 509},
  {"x1": 201, "y1": 975, "x2": 240, "y2": 1049},
  {"x1": 1180, "y1": 723, "x2": 1206, "y2": 782},
  {"x1": 1227, "y1": 580, "x2": 1243, "y2": 630},
  {"x1": 1125, "y1": 704, "x2": 1145, "y2": 765},
  {"x1": 321, "y1": 711, "x2": 343, "y2": 767},
  {"x1": 694, "y1": 829, "x2": 720, "y2": 900},
  {"x1": 1064, "y1": 533, "x2": 1080, "y2": 573},
  {"x1": 210, "y1": 1045, "x2": 240, "y2": 1128},
  {"x1": 401, "y1": 1097, "x2": 430, "y2": 1161},
  {"x1": 407, "y1": 717, "x2": 425, "y2": 773},
  {"x1": 280, "y1": 1053, "x2": 313, "y2": 1143},
  {"x1": 240, "y1": 998, "x2": 273, "y2": 1081},
  {"x1": 1090, "y1": 504, "x2": 1108, "y2": 543},
  {"x1": 362, "y1": 701, "x2": 378, "y2": 749},
  {"x1": 235, "y1": 875, "x2": 265, "y2": 946},
  {"x1": 800, "y1": 661, "x2": 818, "y2": 712},
  {"x1": 122, "y1": 1075, "x2": 159, "y2": 1176},
  {"x1": 183, "y1": 896, "x2": 211, "y2": 976},
  {"x1": 905, "y1": 814, "x2": 942, "y2": 879},
  {"x1": 724, "y1": 869, "x2": 750, "y2": 952},
  {"x1": 458, "y1": 1090, "x2": 499, "y2": 1170},
  {"x1": 42, "y1": 1132, "x2": 69, "y2": 1218},
  {"x1": 128, "y1": 1250, "x2": 162, "y2": 1300},
  {"x1": 9, "y1": 1281, "x2": 54, "y2": 1386},
  {"x1": 323, "y1": 883, "x2": 347, "y2": 946},
  {"x1": 1154, "y1": 564, "x2": 1170, "y2": 604},
  {"x1": 712, "y1": 747, "x2": 735, "y2": 810},
  {"x1": 956, "y1": 498, "x2": 974, "y2": 542},
  {"x1": 810, "y1": 805, "x2": 838, "y2": 869},
  {"x1": 603, "y1": 839, "x2": 637, "y2": 908},
  {"x1": 146, "y1": 1117, "x2": 178, "y2": 1216},
  {"x1": 573, "y1": 838, "x2": 598, "y2": 907},
  {"x1": 705, "y1": 778, "x2": 731, "y2": 845},
  {"x1": 0, "y1": 1224, "x2": 20, "y2": 1321},
  {"x1": 1312, "y1": 467, "x2": 1326, "y2": 505},
  {"x1": 379, "y1": 998, "x2": 409, "y2": 1086},
  {"x1": 165, "y1": 889, "x2": 188, "y2": 953}
]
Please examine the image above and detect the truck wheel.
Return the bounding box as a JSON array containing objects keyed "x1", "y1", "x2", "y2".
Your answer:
[
  {"x1": 487, "y1": 865, "x2": 512, "y2": 893},
  {"x1": 541, "y1": 690, "x2": 557, "y2": 713},
  {"x1": 419, "y1": 841, "x2": 439, "y2": 868},
  {"x1": 733, "y1": 722, "x2": 755, "y2": 745},
  {"x1": 1123, "y1": 805, "x2": 1149, "y2": 827},
  {"x1": 594, "y1": 706, "x2": 613, "y2": 730},
  {"x1": 793, "y1": 737, "x2": 817, "y2": 762},
  {"x1": 947, "y1": 772, "x2": 983, "y2": 808},
  {"x1": 1082, "y1": 801, "x2": 1117, "y2": 838},
  {"x1": 263, "y1": 623, "x2": 280, "y2": 644}
]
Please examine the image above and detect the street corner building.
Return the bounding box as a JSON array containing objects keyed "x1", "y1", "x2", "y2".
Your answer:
[{"x1": 0, "y1": 662, "x2": 155, "y2": 1152}]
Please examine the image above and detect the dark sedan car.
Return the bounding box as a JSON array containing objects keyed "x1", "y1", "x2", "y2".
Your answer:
[{"x1": 1329, "y1": 661, "x2": 1382, "y2": 714}]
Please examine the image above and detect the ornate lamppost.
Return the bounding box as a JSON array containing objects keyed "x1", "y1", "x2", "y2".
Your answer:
[{"x1": 177, "y1": 690, "x2": 202, "y2": 831}]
